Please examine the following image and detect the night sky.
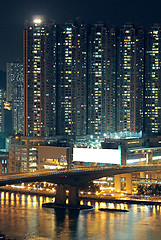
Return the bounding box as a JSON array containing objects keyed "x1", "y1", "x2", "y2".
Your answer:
[{"x1": 0, "y1": 0, "x2": 161, "y2": 85}]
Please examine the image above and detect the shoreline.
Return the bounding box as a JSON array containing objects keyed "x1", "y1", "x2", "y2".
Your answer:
[
  {"x1": 0, "y1": 186, "x2": 56, "y2": 197},
  {"x1": 80, "y1": 196, "x2": 161, "y2": 205},
  {"x1": 1, "y1": 186, "x2": 161, "y2": 206}
]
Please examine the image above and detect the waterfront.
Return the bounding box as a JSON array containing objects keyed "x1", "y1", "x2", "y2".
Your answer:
[{"x1": 0, "y1": 192, "x2": 161, "y2": 239}]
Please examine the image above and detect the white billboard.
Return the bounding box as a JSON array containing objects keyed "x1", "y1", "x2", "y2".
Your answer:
[{"x1": 73, "y1": 148, "x2": 121, "y2": 164}]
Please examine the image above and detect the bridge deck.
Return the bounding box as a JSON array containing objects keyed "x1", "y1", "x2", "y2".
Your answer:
[{"x1": 0, "y1": 164, "x2": 161, "y2": 186}]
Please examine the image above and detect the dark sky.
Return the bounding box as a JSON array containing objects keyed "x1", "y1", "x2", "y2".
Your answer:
[{"x1": 0, "y1": 0, "x2": 161, "y2": 75}]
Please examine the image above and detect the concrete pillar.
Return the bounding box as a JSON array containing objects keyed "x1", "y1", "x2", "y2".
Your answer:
[
  {"x1": 146, "y1": 152, "x2": 152, "y2": 164},
  {"x1": 150, "y1": 171, "x2": 157, "y2": 180},
  {"x1": 114, "y1": 175, "x2": 121, "y2": 192},
  {"x1": 114, "y1": 173, "x2": 132, "y2": 194},
  {"x1": 66, "y1": 147, "x2": 71, "y2": 170},
  {"x1": 125, "y1": 173, "x2": 132, "y2": 194},
  {"x1": 121, "y1": 141, "x2": 126, "y2": 165},
  {"x1": 55, "y1": 184, "x2": 66, "y2": 205},
  {"x1": 157, "y1": 171, "x2": 161, "y2": 179},
  {"x1": 68, "y1": 185, "x2": 79, "y2": 206},
  {"x1": 140, "y1": 172, "x2": 146, "y2": 179}
]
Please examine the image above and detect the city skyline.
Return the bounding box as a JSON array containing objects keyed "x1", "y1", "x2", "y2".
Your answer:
[
  {"x1": 4, "y1": 20, "x2": 161, "y2": 137},
  {"x1": 1, "y1": 12, "x2": 161, "y2": 138},
  {"x1": 1, "y1": 4, "x2": 161, "y2": 240},
  {"x1": 22, "y1": 20, "x2": 145, "y2": 137}
]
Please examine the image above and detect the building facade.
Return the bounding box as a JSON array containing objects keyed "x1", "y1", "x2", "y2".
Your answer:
[
  {"x1": 0, "y1": 89, "x2": 4, "y2": 133},
  {"x1": 23, "y1": 19, "x2": 149, "y2": 138},
  {"x1": 117, "y1": 24, "x2": 144, "y2": 133},
  {"x1": 8, "y1": 136, "x2": 70, "y2": 173},
  {"x1": 0, "y1": 152, "x2": 8, "y2": 174},
  {"x1": 56, "y1": 20, "x2": 88, "y2": 136},
  {"x1": 23, "y1": 17, "x2": 57, "y2": 137},
  {"x1": 144, "y1": 24, "x2": 161, "y2": 135},
  {"x1": 88, "y1": 23, "x2": 117, "y2": 135},
  {"x1": 6, "y1": 61, "x2": 24, "y2": 134},
  {"x1": 8, "y1": 136, "x2": 45, "y2": 173}
]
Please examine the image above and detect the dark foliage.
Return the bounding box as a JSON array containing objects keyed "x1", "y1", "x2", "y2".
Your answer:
[
  {"x1": 79, "y1": 181, "x2": 100, "y2": 193},
  {"x1": 137, "y1": 184, "x2": 161, "y2": 196}
]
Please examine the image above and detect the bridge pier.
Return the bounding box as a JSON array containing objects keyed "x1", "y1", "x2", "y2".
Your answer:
[
  {"x1": 55, "y1": 184, "x2": 79, "y2": 206},
  {"x1": 55, "y1": 184, "x2": 66, "y2": 205},
  {"x1": 114, "y1": 175, "x2": 121, "y2": 192},
  {"x1": 68, "y1": 186, "x2": 79, "y2": 206},
  {"x1": 114, "y1": 173, "x2": 132, "y2": 194}
]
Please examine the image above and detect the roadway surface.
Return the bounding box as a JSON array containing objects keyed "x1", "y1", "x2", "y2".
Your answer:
[{"x1": 0, "y1": 164, "x2": 161, "y2": 186}]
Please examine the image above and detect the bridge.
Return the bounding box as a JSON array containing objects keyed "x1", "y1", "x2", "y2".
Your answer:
[{"x1": 0, "y1": 164, "x2": 161, "y2": 206}]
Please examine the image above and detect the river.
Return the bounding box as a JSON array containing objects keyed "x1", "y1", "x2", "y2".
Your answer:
[{"x1": 0, "y1": 191, "x2": 161, "y2": 240}]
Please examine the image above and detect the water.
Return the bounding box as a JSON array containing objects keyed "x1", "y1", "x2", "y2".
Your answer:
[{"x1": 0, "y1": 192, "x2": 161, "y2": 240}]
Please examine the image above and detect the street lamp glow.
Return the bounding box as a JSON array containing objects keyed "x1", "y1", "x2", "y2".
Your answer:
[{"x1": 34, "y1": 19, "x2": 41, "y2": 24}]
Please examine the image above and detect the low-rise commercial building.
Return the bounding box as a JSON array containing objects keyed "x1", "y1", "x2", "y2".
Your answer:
[
  {"x1": 8, "y1": 136, "x2": 71, "y2": 173},
  {"x1": 0, "y1": 151, "x2": 8, "y2": 174}
]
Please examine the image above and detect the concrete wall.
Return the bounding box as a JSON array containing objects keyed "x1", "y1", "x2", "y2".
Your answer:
[{"x1": 114, "y1": 173, "x2": 132, "y2": 194}]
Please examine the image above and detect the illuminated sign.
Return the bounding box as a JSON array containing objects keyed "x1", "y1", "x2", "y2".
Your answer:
[
  {"x1": 73, "y1": 148, "x2": 121, "y2": 164},
  {"x1": 126, "y1": 158, "x2": 146, "y2": 164},
  {"x1": 152, "y1": 156, "x2": 161, "y2": 160}
]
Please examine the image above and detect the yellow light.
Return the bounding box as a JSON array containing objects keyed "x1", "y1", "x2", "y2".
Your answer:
[{"x1": 34, "y1": 19, "x2": 41, "y2": 24}]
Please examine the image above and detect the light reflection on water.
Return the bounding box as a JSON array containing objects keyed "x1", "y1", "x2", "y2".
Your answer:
[{"x1": 0, "y1": 191, "x2": 161, "y2": 239}]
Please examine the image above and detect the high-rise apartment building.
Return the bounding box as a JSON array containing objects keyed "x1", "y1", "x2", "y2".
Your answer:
[
  {"x1": 6, "y1": 65, "x2": 12, "y2": 103},
  {"x1": 88, "y1": 23, "x2": 117, "y2": 135},
  {"x1": 23, "y1": 17, "x2": 57, "y2": 137},
  {"x1": 144, "y1": 24, "x2": 161, "y2": 135},
  {"x1": 22, "y1": 18, "x2": 161, "y2": 138},
  {"x1": 6, "y1": 61, "x2": 23, "y2": 134},
  {"x1": 117, "y1": 24, "x2": 144, "y2": 133},
  {"x1": 57, "y1": 20, "x2": 88, "y2": 136},
  {"x1": 0, "y1": 89, "x2": 4, "y2": 133}
]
